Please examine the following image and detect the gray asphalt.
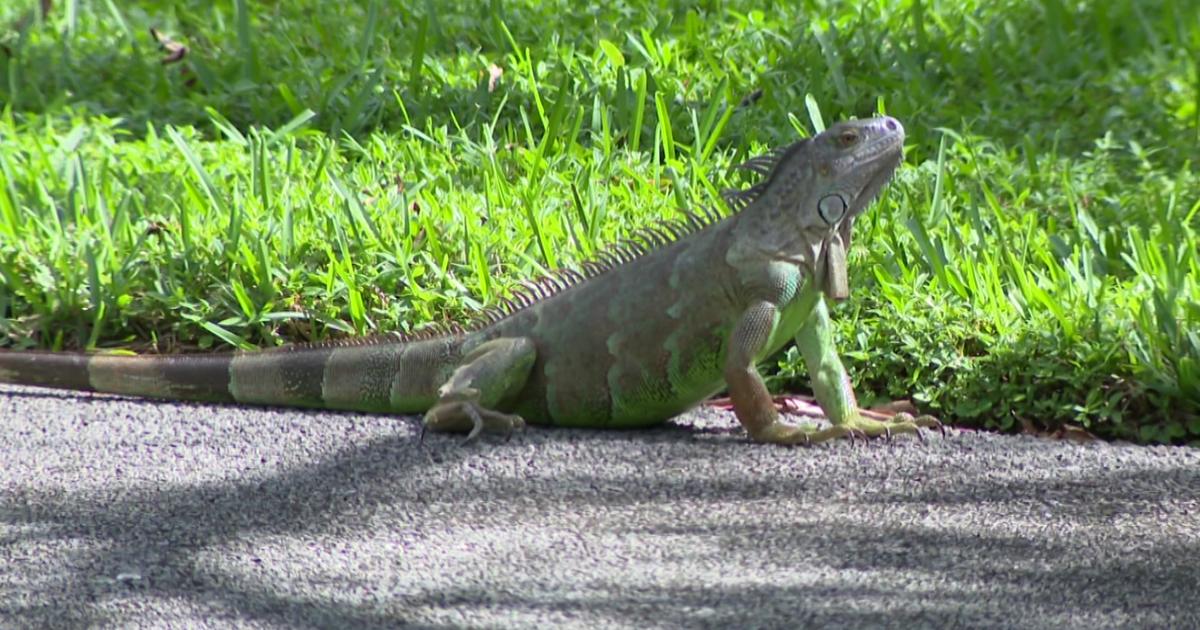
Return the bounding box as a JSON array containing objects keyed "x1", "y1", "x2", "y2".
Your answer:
[{"x1": 1, "y1": 384, "x2": 1198, "y2": 629}]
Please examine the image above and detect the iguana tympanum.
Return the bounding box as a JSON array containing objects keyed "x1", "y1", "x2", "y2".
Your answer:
[{"x1": 0, "y1": 117, "x2": 940, "y2": 444}]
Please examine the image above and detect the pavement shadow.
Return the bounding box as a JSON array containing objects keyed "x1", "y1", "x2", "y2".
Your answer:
[{"x1": 1, "y1": 394, "x2": 1197, "y2": 628}]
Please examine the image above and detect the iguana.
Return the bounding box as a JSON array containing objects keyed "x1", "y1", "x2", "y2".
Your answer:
[{"x1": 0, "y1": 116, "x2": 940, "y2": 444}]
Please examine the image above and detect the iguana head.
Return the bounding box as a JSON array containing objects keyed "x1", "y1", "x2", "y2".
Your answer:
[{"x1": 727, "y1": 116, "x2": 905, "y2": 300}]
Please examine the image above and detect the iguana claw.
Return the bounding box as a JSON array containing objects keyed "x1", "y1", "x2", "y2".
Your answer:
[
  {"x1": 901, "y1": 412, "x2": 945, "y2": 439},
  {"x1": 462, "y1": 404, "x2": 485, "y2": 444}
]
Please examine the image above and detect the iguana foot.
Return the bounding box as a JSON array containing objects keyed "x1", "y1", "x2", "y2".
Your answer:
[
  {"x1": 747, "y1": 409, "x2": 943, "y2": 445},
  {"x1": 420, "y1": 398, "x2": 526, "y2": 444},
  {"x1": 883, "y1": 411, "x2": 946, "y2": 439},
  {"x1": 710, "y1": 394, "x2": 945, "y2": 443},
  {"x1": 419, "y1": 337, "x2": 535, "y2": 444},
  {"x1": 838, "y1": 412, "x2": 943, "y2": 441},
  {"x1": 748, "y1": 422, "x2": 867, "y2": 445},
  {"x1": 773, "y1": 394, "x2": 944, "y2": 439}
]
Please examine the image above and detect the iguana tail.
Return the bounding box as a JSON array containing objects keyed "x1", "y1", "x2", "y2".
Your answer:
[{"x1": 0, "y1": 340, "x2": 455, "y2": 413}]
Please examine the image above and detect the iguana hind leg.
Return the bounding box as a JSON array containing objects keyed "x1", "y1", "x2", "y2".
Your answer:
[{"x1": 422, "y1": 337, "x2": 535, "y2": 441}]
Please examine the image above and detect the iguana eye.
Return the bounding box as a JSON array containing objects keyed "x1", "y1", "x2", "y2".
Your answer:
[
  {"x1": 818, "y1": 194, "x2": 848, "y2": 225},
  {"x1": 837, "y1": 130, "x2": 859, "y2": 147}
]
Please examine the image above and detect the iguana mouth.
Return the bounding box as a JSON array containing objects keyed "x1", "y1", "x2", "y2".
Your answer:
[
  {"x1": 865, "y1": 131, "x2": 904, "y2": 159},
  {"x1": 854, "y1": 117, "x2": 905, "y2": 175},
  {"x1": 858, "y1": 134, "x2": 904, "y2": 179},
  {"x1": 848, "y1": 136, "x2": 904, "y2": 220},
  {"x1": 863, "y1": 151, "x2": 902, "y2": 200}
]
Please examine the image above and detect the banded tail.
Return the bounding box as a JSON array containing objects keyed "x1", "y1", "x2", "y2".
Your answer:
[{"x1": 0, "y1": 340, "x2": 454, "y2": 413}]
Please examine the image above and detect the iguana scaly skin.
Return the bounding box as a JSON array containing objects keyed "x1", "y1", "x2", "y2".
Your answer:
[{"x1": 0, "y1": 117, "x2": 939, "y2": 444}]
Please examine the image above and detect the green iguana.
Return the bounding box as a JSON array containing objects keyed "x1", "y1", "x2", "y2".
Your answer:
[{"x1": 0, "y1": 116, "x2": 940, "y2": 445}]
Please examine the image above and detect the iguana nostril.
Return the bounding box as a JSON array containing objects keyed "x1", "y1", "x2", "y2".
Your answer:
[{"x1": 881, "y1": 117, "x2": 904, "y2": 137}]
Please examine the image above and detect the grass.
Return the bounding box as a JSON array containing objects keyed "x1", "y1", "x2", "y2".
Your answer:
[{"x1": 0, "y1": 0, "x2": 1197, "y2": 443}]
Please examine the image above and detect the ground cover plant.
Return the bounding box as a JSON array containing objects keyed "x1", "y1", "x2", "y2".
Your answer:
[{"x1": 0, "y1": 0, "x2": 1196, "y2": 443}]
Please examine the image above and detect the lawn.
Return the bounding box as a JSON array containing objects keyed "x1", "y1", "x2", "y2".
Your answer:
[{"x1": 0, "y1": 0, "x2": 1197, "y2": 442}]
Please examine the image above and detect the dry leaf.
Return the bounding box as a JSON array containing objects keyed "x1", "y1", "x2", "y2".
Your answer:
[{"x1": 150, "y1": 27, "x2": 188, "y2": 64}]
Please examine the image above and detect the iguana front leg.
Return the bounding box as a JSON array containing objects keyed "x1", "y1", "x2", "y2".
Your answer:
[
  {"x1": 794, "y1": 297, "x2": 941, "y2": 440},
  {"x1": 724, "y1": 298, "x2": 938, "y2": 445},
  {"x1": 422, "y1": 338, "x2": 535, "y2": 441},
  {"x1": 723, "y1": 300, "x2": 856, "y2": 444}
]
